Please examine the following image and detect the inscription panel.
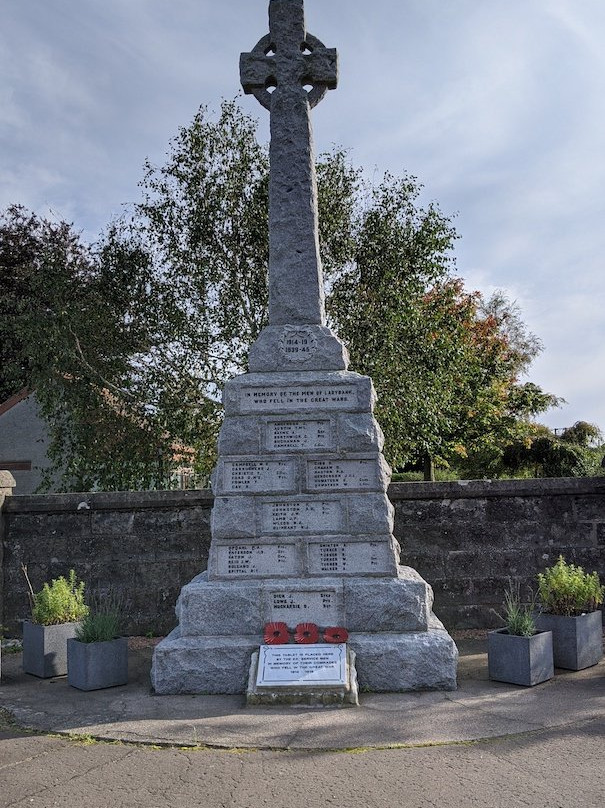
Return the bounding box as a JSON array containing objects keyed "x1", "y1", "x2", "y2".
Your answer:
[
  {"x1": 261, "y1": 499, "x2": 343, "y2": 534},
  {"x1": 307, "y1": 458, "x2": 377, "y2": 490},
  {"x1": 222, "y1": 459, "x2": 296, "y2": 493},
  {"x1": 278, "y1": 328, "x2": 318, "y2": 362},
  {"x1": 265, "y1": 589, "x2": 343, "y2": 626},
  {"x1": 256, "y1": 644, "x2": 346, "y2": 687},
  {"x1": 307, "y1": 541, "x2": 395, "y2": 575},
  {"x1": 266, "y1": 419, "x2": 332, "y2": 451},
  {"x1": 215, "y1": 543, "x2": 298, "y2": 577},
  {"x1": 241, "y1": 385, "x2": 357, "y2": 413}
]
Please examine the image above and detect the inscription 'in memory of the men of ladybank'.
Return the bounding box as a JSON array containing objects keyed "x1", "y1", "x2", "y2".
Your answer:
[
  {"x1": 241, "y1": 386, "x2": 356, "y2": 412},
  {"x1": 266, "y1": 420, "x2": 331, "y2": 451}
]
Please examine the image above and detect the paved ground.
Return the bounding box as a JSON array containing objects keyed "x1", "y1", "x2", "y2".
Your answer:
[{"x1": 1, "y1": 636, "x2": 604, "y2": 808}]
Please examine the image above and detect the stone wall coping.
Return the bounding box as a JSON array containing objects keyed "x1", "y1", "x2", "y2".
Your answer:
[
  {"x1": 389, "y1": 477, "x2": 605, "y2": 500},
  {"x1": 3, "y1": 488, "x2": 214, "y2": 514},
  {"x1": 3, "y1": 476, "x2": 604, "y2": 515}
]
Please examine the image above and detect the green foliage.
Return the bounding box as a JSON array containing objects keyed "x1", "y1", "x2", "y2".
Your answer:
[
  {"x1": 500, "y1": 581, "x2": 537, "y2": 637},
  {"x1": 0, "y1": 100, "x2": 563, "y2": 489},
  {"x1": 75, "y1": 591, "x2": 124, "y2": 642},
  {"x1": 499, "y1": 430, "x2": 600, "y2": 479},
  {"x1": 31, "y1": 570, "x2": 89, "y2": 626},
  {"x1": 537, "y1": 555, "x2": 604, "y2": 616},
  {"x1": 559, "y1": 421, "x2": 603, "y2": 448}
]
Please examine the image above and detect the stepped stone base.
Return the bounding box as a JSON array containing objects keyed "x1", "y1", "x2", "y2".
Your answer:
[
  {"x1": 151, "y1": 624, "x2": 457, "y2": 695},
  {"x1": 175, "y1": 567, "x2": 432, "y2": 635},
  {"x1": 151, "y1": 355, "x2": 459, "y2": 696},
  {"x1": 150, "y1": 567, "x2": 458, "y2": 695}
]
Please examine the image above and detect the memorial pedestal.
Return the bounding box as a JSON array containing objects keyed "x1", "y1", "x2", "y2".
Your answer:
[{"x1": 152, "y1": 362, "x2": 458, "y2": 695}]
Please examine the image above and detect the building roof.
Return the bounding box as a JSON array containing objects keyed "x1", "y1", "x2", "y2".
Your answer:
[{"x1": 0, "y1": 388, "x2": 31, "y2": 418}]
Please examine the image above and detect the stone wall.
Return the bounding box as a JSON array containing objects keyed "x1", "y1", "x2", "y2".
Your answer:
[
  {"x1": 1, "y1": 478, "x2": 603, "y2": 636},
  {"x1": 393, "y1": 477, "x2": 605, "y2": 628},
  {"x1": 0, "y1": 489, "x2": 213, "y2": 637}
]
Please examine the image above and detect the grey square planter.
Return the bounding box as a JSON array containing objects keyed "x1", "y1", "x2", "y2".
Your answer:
[
  {"x1": 488, "y1": 628, "x2": 554, "y2": 687},
  {"x1": 67, "y1": 637, "x2": 129, "y2": 691},
  {"x1": 22, "y1": 621, "x2": 81, "y2": 678},
  {"x1": 535, "y1": 610, "x2": 603, "y2": 670}
]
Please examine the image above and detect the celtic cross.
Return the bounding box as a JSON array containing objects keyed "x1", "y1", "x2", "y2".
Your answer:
[{"x1": 240, "y1": 0, "x2": 338, "y2": 326}]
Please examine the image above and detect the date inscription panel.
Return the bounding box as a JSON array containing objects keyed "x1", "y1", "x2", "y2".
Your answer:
[
  {"x1": 262, "y1": 500, "x2": 343, "y2": 534},
  {"x1": 266, "y1": 419, "x2": 332, "y2": 452},
  {"x1": 308, "y1": 541, "x2": 395, "y2": 575},
  {"x1": 265, "y1": 589, "x2": 343, "y2": 627},
  {"x1": 222, "y1": 459, "x2": 296, "y2": 493},
  {"x1": 216, "y1": 543, "x2": 298, "y2": 577},
  {"x1": 241, "y1": 385, "x2": 357, "y2": 413},
  {"x1": 307, "y1": 458, "x2": 378, "y2": 491}
]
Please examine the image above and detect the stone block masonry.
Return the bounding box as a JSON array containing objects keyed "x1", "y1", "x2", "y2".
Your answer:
[
  {"x1": 1, "y1": 478, "x2": 604, "y2": 638},
  {"x1": 0, "y1": 489, "x2": 213, "y2": 637}
]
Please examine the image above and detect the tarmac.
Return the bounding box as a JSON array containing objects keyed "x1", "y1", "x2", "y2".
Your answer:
[
  {"x1": 1, "y1": 635, "x2": 604, "y2": 808},
  {"x1": 0, "y1": 634, "x2": 604, "y2": 750}
]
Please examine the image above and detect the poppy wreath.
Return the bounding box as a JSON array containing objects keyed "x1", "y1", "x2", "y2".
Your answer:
[
  {"x1": 263, "y1": 622, "x2": 290, "y2": 644},
  {"x1": 294, "y1": 622, "x2": 320, "y2": 644},
  {"x1": 323, "y1": 626, "x2": 349, "y2": 643}
]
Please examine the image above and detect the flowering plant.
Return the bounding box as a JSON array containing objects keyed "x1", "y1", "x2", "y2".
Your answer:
[
  {"x1": 263, "y1": 622, "x2": 290, "y2": 644},
  {"x1": 294, "y1": 622, "x2": 319, "y2": 644}
]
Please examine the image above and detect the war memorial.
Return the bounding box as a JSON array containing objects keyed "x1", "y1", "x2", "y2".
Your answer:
[{"x1": 150, "y1": 0, "x2": 458, "y2": 698}]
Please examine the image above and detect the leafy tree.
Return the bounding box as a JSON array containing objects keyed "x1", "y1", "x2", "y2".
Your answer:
[
  {"x1": 0, "y1": 205, "x2": 184, "y2": 491},
  {"x1": 559, "y1": 421, "x2": 603, "y2": 447},
  {"x1": 1, "y1": 100, "x2": 561, "y2": 489}
]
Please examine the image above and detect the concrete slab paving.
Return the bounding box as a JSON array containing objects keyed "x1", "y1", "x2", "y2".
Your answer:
[{"x1": 1, "y1": 636, "x2": 603, "y2": 750}]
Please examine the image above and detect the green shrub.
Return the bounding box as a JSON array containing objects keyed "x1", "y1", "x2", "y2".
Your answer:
[
  {"x1": 537, "y1": 555, "x2": 604, "y2": 616},
  {"x1": 75, "y1": 591, "x2": 124, "y2": 643},
  {"x1": 31, "y1": 570, "x2": 89, "y2": 626},
  {"x1": 500, "y1": 580, "x2": 536, "y2": 637}
]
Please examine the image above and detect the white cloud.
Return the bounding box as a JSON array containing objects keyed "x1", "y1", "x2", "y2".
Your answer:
[{"x1": 1, "y1": 0, "x2": 604, "y2": 429}]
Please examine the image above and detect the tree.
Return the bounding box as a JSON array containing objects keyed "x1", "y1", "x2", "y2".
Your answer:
[
  {"x1": 0, "y1": 205, "x2": 185, "y2": 491},
  {"x1": 559, "y1": 421, "x2": 603, "y2": 447},
  {"x1": 498, "y1": 419, "x2": 604, "y2": 479},
  {"x1": 1, "y1": 100, "x2": 560, "y2": 489}
]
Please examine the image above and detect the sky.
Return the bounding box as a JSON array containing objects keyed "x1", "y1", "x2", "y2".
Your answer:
[{"x1": 2, "y1": 0, "x2": 604, "y2": 432}]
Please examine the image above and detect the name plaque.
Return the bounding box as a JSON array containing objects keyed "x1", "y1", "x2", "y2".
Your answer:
[
  {"x1": 256, "y1": 644, "x2": 347, "y2": 688},
  {"x1": 308, "y1": 541, "x2": 392, "y2": 574},
  {"x1": 307, "y1": 458, "x2": 377, "y2": 490},
  {"x1": 262, "y1": 500, "x2": 342, "y2": 534},
  {"x1": 216, "y1": 544, "x2": 298, "y2": 576},
  {"x1": 241, "y1": 385, "x2": 356, "y2": 412},
  {"x1": 222, "y1": 459, "x2": 295, "y2": 492},
  {"x1": 266, "y1": 420, "x2": 331, "y2": 451},
  {"x1": 267, "y1": 589, "x2": 342, "y2": 625}
]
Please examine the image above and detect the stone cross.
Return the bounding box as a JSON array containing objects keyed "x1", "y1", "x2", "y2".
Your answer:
[{"x1": 240, "y1": 0, "x2": 338, "y2": 326}]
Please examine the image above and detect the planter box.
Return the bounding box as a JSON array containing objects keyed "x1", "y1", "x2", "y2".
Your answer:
[
  {"x1": 535, "y1": 610, "x2": 603, "y2": 670},
  {"x1": 488, "y1": 628, "x2": 554, "y2": 687},
  {"x1": 67, "y1": 637, "x2": 128, "y2": 691},
  {"x1": 22, "y1": 621, "x2": 81, "y2": 678}
]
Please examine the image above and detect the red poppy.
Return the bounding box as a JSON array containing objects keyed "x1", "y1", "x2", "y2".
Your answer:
[
  {"x1": 294, "y1": 622, "x2": 319, "y2": 644},
  {"x1": 263, "y1": 622, "x2": 290, "y2": 645},
  {"x1": 323, "y1": 626, "x2": 349, "y2": 643}
]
